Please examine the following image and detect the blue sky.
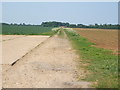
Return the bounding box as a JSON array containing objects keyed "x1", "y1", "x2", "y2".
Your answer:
[{"x1": 2, "y1": 2, "x2": 118, "y2": 25}]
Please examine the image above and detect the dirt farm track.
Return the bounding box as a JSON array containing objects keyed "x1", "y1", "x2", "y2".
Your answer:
[{"x1": 1, "y1": 34, "x2": 91, "y2": 88}]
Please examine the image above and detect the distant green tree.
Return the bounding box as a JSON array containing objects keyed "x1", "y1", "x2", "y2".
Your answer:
[{"x1": 69, "y1": 24, "x2": 77, "y2": 28}]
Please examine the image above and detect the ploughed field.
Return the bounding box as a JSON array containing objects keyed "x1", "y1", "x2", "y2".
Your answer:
[{"x1": 74, "y1": 28, "x2": 118, "y2": 51}]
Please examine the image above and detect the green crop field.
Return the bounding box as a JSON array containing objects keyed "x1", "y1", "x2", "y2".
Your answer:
[{"x1": 1, "y1": 24, "x2": 53, "y2": 35}]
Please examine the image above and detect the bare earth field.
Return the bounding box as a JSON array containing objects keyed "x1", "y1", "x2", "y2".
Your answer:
[
  {"x1": 2, "y1": 33, "x2": 91, "y2": 88},
  {"x1": 1, "y1": 35, "x2": 26, "y2": 42},
  {"x1": 1, "y1": 35, "x2": 49, "y2": 88},
  {"x1": 74, "y1": 28, "x2": 118, "y2": 51},
  {"x1": 2, "y1": 35, "x2": 49, "y2": 65}
]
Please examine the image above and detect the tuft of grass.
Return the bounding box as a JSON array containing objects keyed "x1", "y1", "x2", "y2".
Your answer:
[
  {"x1": 58, "y1": 29, "x2": 64, "y2": 38},
  {"x1": 40, "y1": 30, "x2": 58, "y2": 36},
  {"x1": 65, "y1": 28, "x2": 118, "y2": 88}
]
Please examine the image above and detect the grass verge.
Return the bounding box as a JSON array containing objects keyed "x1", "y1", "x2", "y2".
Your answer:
[
  {"x1": 38, "y1": 30, "x2": 58, "y2": 36},
  {"x1": 65, "y1": 28, "x2": 118, "y2": 88}
]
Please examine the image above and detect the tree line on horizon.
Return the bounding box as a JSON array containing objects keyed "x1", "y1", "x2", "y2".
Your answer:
[
  {"x1": 1, "y1": 21, "x2": 120, "y2": 29},
  {"x1": 41, "y1": 21, "x2": 119, "y2": 29}
]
